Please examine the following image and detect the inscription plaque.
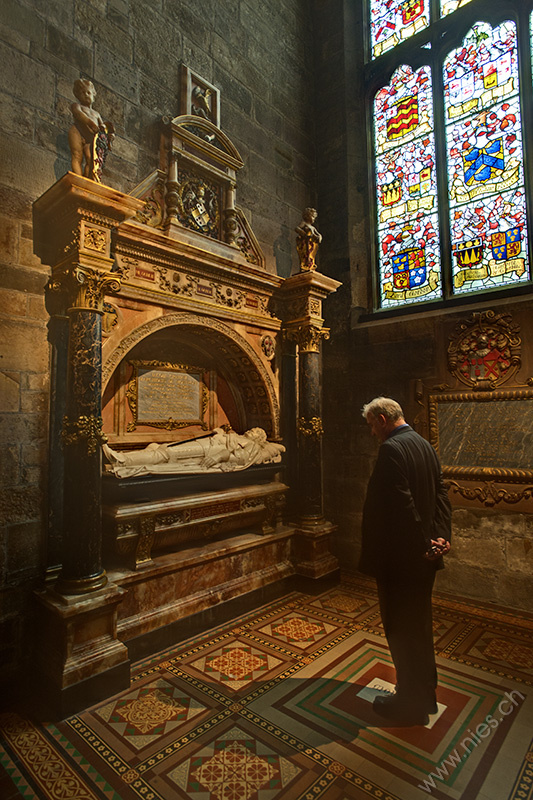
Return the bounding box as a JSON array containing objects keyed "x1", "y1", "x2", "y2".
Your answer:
[
  {"x1": 429, "y1": 390, "x2": 533, "y2": 480},
  {"x1": 126, "y1": 360, "x2": 209, "y2": 431},
  {"x1": 138, "y1": 368, "x2": 201, "y2": 422}
]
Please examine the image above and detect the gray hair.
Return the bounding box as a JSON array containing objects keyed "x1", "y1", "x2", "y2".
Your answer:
[{"x1": 362, "y1": 396, "x2": 404, "y2": 422}]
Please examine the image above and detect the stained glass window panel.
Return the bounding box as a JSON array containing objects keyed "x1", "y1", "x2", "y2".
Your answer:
[
  {"x1": 370, "y1": 0, "x2": 429, "y2": 59},
  {"x1": 444, "y1": 21, "x2": 529, "y2": 295},
  {"x1": 440, "y1": 0, "x2": 473, "y2": 18},
  {"x1": 531, "y1": 10, "x2": 533, "y2": 75},
  {"x1": 374, "y1": 65, "x2": 441, "y2": 308}
]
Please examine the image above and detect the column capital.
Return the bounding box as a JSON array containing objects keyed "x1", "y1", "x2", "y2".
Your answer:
[
  {"x1": 50, "y1": 265, "x2": 121, "y2": 313},
  {"x1": 284, "y1": 324, "x2": 330, "y2": 353}
]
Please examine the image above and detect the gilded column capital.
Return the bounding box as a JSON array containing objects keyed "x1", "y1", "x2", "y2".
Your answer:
[
  {"x1": 284, "y1": 324, "x2": 330, "y2": 353},
  {"x1": 53, "y1": 266, "x2": 121, "y2": 312}
]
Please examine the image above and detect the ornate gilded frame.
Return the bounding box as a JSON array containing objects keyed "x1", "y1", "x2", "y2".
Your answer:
[
  {"x1": 126, "y1": 360, "x2": 209, "y2": 432},
  {"x1": 428, "y1": 388, "x2": 533, "y2": 506}
]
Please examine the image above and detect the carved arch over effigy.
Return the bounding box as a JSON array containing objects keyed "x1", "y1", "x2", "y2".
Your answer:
[{"x1": 102, "y1": 312, "x2": 281, "y2": 439}]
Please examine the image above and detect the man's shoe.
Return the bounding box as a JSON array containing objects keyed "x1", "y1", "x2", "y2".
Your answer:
[{"x1": 373, "y1": 694, "x2": 429, "y2": 726}]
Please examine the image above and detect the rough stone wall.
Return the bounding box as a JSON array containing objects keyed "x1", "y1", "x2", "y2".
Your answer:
[{"x1": 0, "y1": 0, "x2": 316, "y2": 688}]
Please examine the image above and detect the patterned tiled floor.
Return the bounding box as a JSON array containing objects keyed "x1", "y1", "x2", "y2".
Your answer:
[{"x1": 1, "y1": 575, "x2": 532, "y2": 800}]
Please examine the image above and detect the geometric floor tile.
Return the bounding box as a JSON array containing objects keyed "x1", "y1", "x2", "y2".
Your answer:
[
  {"x1": 254, "y1": 610, "x2": 341, "y2": 652},
  {"x1": 94, "y1": 677, "x2": 207, "y2": 750},
  {"x1": 307, "y1": 588, "x2": 377, "y2": 621},
  {"x1": 448, "y1": 627, "x2": 533, "y2": 684},
  {"x1": 165, "y1": 724, "x2": 302, "y2": 800},
  {"x1": 1, "y1": 578, "x2": 533, "y2": 800},
  {"x1": 250, "y1": 630, "x2": 532, "y2": 800},
  {"x1": 183, "y1": 639, "x2": 287, "y2": 693}
]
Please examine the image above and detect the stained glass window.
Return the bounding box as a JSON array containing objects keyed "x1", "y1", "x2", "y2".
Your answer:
[
  {"x1": 369, "y1": 0, "x2": 532, "y2": 312},
  {"x1": 374, "y1": 65, "x2": 441, "y2": 308},
  {"x1": 370, "y1": 0, "x2": 429, "y2": 59},
  {"x1": 444, "y1": 21, "x2": 528, "y2": 295},
  {"x1": 440, "y1": 0, "x2": 473, "y2": 18}
]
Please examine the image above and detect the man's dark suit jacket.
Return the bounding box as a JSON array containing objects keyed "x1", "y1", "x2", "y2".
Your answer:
[{"x1": 359, "y1": 425, "x2": 452, "y2": 578}]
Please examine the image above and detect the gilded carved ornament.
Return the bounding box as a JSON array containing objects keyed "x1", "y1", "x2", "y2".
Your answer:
[
  {"x1": 297, "y1": 416, "x2": 324, "y2": 437},
  {"x1": 50, "y1": 266, "x2": 120, "y2": 313},
  {"x1": 62, "y1": 414, "x2": 108, "y2": 455},
  {"x1": 83, "y1": 226, "x2": 107, "y2": 253},
  {"x1": 70, "y1": 267, "x2": 121, "y2": 312},
  {"x1": 447, "y1": 309, "x2": 522, "y2": 390},
  {"x1": 136, "y1": 517, "x2": 155, "y2": 564},
  {"x1": 134, "y1": 176, "x2": 166, "y2": 229},
  {"x1": 448, "y1": 480, "x2": 533, "y2": 507},
  {"x1": 284, "y1": 325, "x2": 330, "y2": 353},
  {"x1": 261, "y1": 334, "x2": 276, "y2": 361}
]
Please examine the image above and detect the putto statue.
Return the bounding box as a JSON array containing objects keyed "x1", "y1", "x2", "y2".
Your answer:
[
  {"x1": 295, "y1": 207, "x2": 322, "y2": 272},
  {"x1": 103, "y1": 427, "x2": 285, "y2": 478},
  {"x1": 68, "y1": 78, "x2": 115, "y2": 182}
]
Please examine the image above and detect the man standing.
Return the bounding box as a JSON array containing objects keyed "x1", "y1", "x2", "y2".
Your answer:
[{"x1": 359, "y1": 397, "x2": 451, "y2": 725}]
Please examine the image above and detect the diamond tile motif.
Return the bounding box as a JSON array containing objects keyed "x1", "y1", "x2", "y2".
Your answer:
[
  {"x1": 256, "y1": 612, "x2": 338, "y2": 651},
  {"x1": 447, "y1": 627, "x2": 533, "y2": 683},
  {"x1": 187, "y1": 641, "x2": 284, "y2": 692},
  {"x1": 315, "y1": 591, "x2": 367, "y2": 614},
  {"x1": 1, "y1": 579, "x2": 532, "y2": 800},
  {"x1": 168, "y1": 726, "x2": 301, "y2": 800},
  {"x1": 481, "y1": 637, "x2": 533, "y2": 669},
  {"x1": 95, "y1": 678, "x2": 206, "y2": 750}
]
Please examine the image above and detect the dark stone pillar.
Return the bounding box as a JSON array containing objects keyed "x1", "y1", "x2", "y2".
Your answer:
[
  {"x1": 57, "y1": 269, "x2": 120, "y2": 594},
  {"x1": 297, "y1": 346, "x2": 324, "y2": 522},
  {"x1": 33, "y1": 173, "x2": 143, "y2": 595},
  {"x1": 278, "y1": 271, "x2": 341, "y2": 580},
  {"x1": 45, "y1": 283, "x2": 69, "y2": 580},
  {"x1": 32, "y1": 173, "x2": 144, "y2": 715},
  {"x1": 280, "y1": 337, "x2": 298, "y2": 519}
]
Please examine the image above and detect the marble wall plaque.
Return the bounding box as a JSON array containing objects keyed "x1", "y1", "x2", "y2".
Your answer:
[
  {"x1": 435, "y1": 397, "x2": 533, "y2": 470},
  {"x1": 137, "y1": 367, "x2": 201, "y2": 422}
]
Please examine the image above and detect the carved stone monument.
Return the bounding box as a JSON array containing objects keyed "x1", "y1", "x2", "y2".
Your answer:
[{"x1": 32, "y1": 72, "x2": 341, "y2": 715}]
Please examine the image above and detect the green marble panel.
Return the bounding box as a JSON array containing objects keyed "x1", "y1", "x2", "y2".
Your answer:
[{"x1": 436, "y1": 398, "x2": 533, "y2": 470}]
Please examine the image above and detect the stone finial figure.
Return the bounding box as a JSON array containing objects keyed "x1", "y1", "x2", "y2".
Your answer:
[
  {"x1": 102, "y1": 427, "x2": 285, "y2": 479},
  {"x1": 68, "y1": 78, "x2": 115, "y2": 182},
  {"x1": 295, "y1": 207, "x2": 322, "y2": 271}
]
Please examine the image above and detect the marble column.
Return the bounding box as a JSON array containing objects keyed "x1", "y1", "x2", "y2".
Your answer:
[
  {"x1": 34, "y1": 173, "x2": 143, "y2": 594},
  {"x1": 290, "y1": 326, "x2": 329, "y2": 522},
  {"x1": 58, "y1": 266, "x2": 120, "y2": 593},
  {"x1": 44, "y1": 282, "x2": 69, "y2": 581},
  {"x1": 278, "y1": 271, "x2": 341, "y2": 579},
  {"x1": 32, "y1": 174, "x2": 143, "y2": 715}
]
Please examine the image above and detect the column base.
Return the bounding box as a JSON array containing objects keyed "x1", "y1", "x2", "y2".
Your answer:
[
  {"x1": 55, "y1": 569, "x2": 108, "y2": 595},
  {"x1": 34, "y1": 583, "x2": 129, "y2": 719},
  {"x1": 292, "y1": 518, "x2": 340, "y2": 580}
]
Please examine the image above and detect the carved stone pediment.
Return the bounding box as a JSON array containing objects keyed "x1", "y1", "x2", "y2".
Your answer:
[
  {"x1": 126, "y1": 115, "x2": 265, "y2": 272},
  {"x1": 169, "y1": 114, "x2": 243, "y2": 169}
]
